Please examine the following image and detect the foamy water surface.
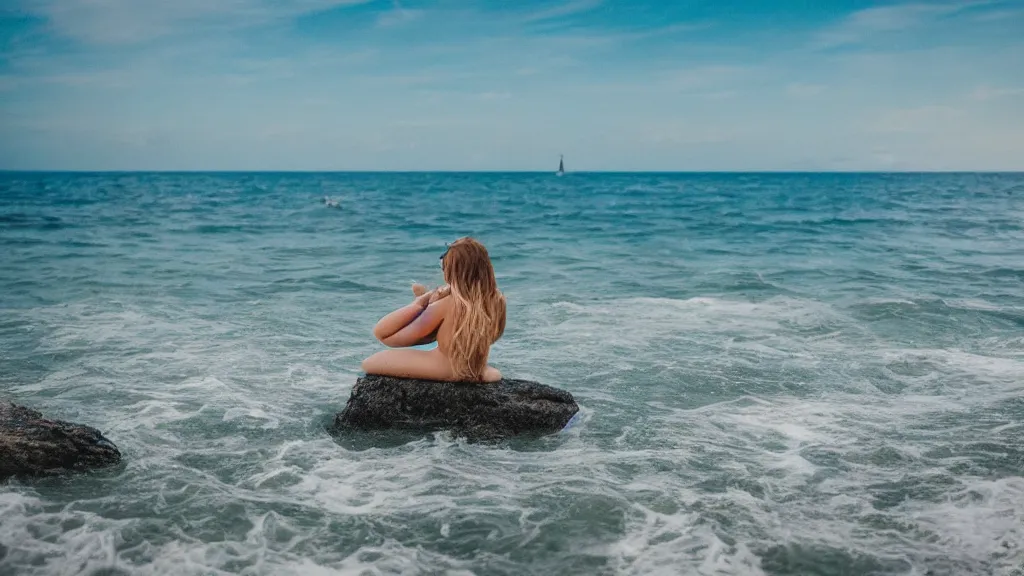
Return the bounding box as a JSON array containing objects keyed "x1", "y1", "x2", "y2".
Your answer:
[{"x1": 1, "y1": 172, "x2": 1022, "y2": 575}]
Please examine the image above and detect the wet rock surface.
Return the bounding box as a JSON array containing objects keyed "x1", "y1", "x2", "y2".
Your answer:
[
  {"x1": 332, "y1": 375, "x2": 580, "y2": 440},
  {"x1": 0, "y1": 401, "x2": 122, "y2": 480}
]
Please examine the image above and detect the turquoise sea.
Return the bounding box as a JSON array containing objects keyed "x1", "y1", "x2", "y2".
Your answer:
[{"x1": 1, "y1": 172, "x2": 1022, "y2": 576}]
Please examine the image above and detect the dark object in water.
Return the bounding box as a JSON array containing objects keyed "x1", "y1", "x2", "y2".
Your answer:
[
  {"x1": 0, "y1": 401, "x2": 122, "y2": 480},
  {"x1": 332, "y1": 374, "x2": 579, "y2": 440}
]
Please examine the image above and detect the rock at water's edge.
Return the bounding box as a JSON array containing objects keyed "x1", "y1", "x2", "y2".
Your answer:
[
  {"x1": 332, "y1": 375, "x2": 579, "y2": 440},
  {"x1": 0, "y1": 401, "x2": 122, "y2": 480}
]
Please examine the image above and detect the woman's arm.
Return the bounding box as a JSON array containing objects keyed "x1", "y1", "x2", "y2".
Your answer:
[
  {"x1": 372, "y1": 292, "x2": 432, "y2": 342},
  {"x1": 372, "y1": 292, "x2": 448, "y2": 348}
]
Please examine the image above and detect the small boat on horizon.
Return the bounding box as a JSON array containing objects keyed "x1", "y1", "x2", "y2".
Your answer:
[{"x1": 556, "y1": 155, "x2": 565, "y2": 177}]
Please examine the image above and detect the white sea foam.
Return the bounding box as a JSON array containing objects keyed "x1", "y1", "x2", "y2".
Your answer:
[{"x1": 4, "y1": 291, "x2": 1019, "y2": 575}]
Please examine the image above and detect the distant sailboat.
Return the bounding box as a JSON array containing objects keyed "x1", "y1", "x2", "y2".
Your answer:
[{"x1": 556, "y1": 154, "x2": 565, "y2": 177}]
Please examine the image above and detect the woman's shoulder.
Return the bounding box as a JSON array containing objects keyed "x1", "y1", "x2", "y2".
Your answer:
[{"x1": 430, "y1": 291, "x2": 455, "y2": 314}]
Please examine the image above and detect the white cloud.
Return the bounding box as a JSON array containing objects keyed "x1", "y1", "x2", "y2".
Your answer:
[
  {"x1": 969, "y1": 84, "x2": 1024, "y2": 101},
  {"x1": 476, "y1": 92, "x2": 512, "y2": 101},
  {"x1": 786, "y1": 83, "x2": 826, "y2": 98},
  {"x1": 870, "y1": 149, "x2": 900, "y2": 168},
  {"x1": 812, "y1": 1, "x2": 982, "y2": 49},
  {"x1": 519, "y1": 0, "x2": 604, "y2": 23},
  {"x1": 700, "y1": 90, "x2": 738, "y2": 100},
  {"x1": 638, "y1": 123, "x2": 739, "y2": 146},
  {"x1": 867, "y1": 105, "x2": 965, "y2": 134},
  {"x1": 662, "y1": 65, "x2": 751, "y2": 92},
  {"x1": 376, "y1": 1, "x2": 424, "y2": 28},
  {"x1": 972, "y1": 6, "x2": 1024, "y2": 22},
  {"x1": 527, "y1": 21, "x2": 708, "y2": 47},
  {"x1": 16, "y1": 0, "x2": 374, "y2": 45},
  {"x1": 0, "y1": 76, "x2": 23, "y2": 91}
]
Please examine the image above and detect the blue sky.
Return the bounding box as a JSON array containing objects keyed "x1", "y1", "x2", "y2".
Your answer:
[{"x1": 1, "y1": 0, "x2": 1022, "y2": 171}]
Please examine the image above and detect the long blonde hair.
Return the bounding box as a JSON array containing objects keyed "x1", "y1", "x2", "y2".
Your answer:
[{"x1": 441, "y1": 237, "x2": 506, "y2": 381}]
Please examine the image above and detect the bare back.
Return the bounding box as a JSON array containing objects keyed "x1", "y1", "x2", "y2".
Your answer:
[{"x1": 432, "y1": 296, "x2": 502, "y2": 381}]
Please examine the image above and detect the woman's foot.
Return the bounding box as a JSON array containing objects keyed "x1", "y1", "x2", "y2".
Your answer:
[
  {"x1": 413, "y1": 283, "x2": 450, "y2": 304},
  {"x1": 429, "y1": 285, "x2": 451, "y2": 304},
  {"x1": 482, "y1": 365, "x2": 502, "y2": 382}
]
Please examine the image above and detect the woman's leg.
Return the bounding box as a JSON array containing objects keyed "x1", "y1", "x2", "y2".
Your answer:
[
  {"x1": 361, "y1": 349, "x2": 502, "y2": 382},
  {"x1": 361, "y1": 349, "x2": 456, "y2": 381}
]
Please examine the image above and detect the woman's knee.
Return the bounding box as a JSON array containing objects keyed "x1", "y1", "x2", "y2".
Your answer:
[{"x1": 361, "y1": 352, "x2": 383, "y2": 373}]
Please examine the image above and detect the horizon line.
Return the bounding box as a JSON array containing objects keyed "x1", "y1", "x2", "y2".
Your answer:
[{"x1": 2, "y1": 169, "x2": 1023, "y2": 175}]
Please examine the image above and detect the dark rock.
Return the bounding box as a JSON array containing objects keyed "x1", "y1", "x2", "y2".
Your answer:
[
  {"x1": 0, "y1": 401, "x2": 122, "y2": 480},
  {"x1": 332, "y1": 375, "x2": 580, "y2": 440}
]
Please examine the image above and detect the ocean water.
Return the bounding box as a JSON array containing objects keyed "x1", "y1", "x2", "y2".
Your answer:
[{"x1": 1, "y1": 172, "x2": 1022, "y2": 576}]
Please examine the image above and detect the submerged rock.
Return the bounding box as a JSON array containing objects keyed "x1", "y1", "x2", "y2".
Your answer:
[
  {"x1": 332, "y1": 375, "x2": 580, "y2": 440},
  {"x1": 0, "y1": 401, "x2": 122, "y2": 480}
]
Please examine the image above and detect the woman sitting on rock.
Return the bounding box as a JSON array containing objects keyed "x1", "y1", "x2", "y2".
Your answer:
[{"x1": 361, "y1": 237, "x2": 506, "y2": 383}]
